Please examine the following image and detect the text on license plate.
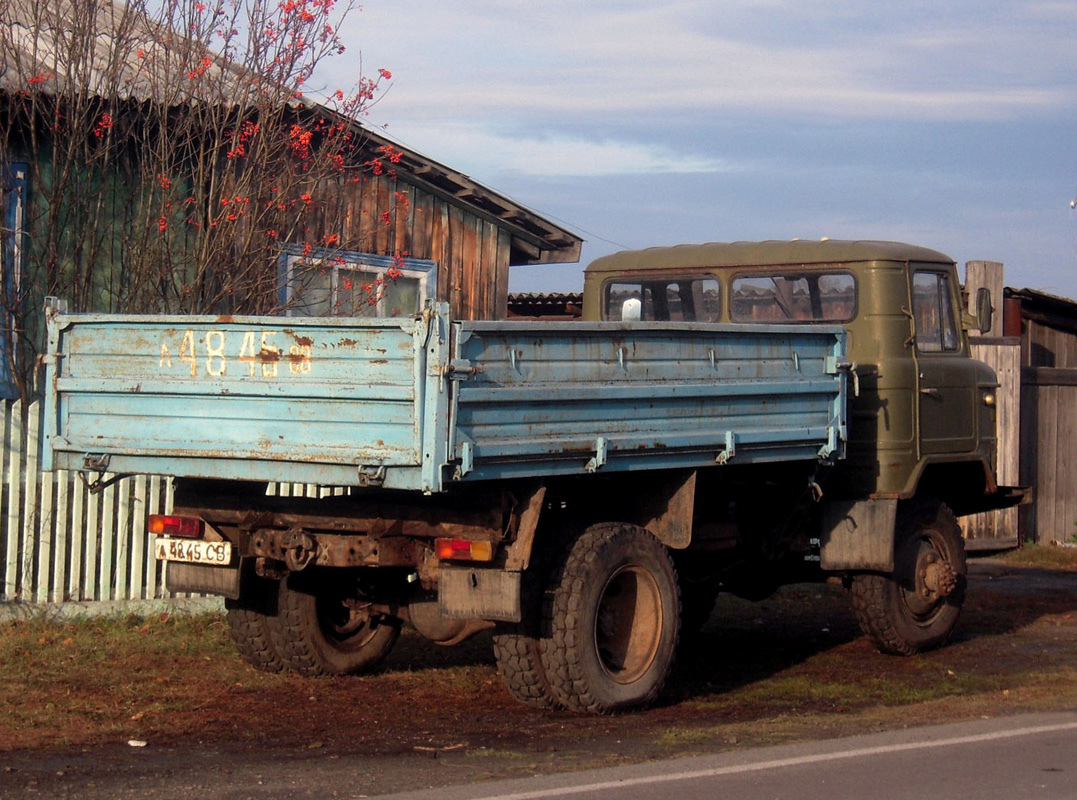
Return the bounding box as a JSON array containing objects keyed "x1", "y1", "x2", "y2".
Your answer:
[{"x1": 154, "y1": 537, "x2": 233, "y2": 565}]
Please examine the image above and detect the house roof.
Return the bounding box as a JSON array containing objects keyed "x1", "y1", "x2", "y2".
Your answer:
[
  {"x1": 1006, "y1": 286, "x2": 1077, "y2": 333},
  {"x1": 0, "y1": 0, "x2": 582, "y2": 265}
]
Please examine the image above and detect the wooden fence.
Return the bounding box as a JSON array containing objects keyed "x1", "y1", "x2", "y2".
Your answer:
[
  {"x1": 961, "y1": 337, "x2": 1023, "y2": 549},
  {"x1": 1020, "y1": 368, "x2": 1077, "y2": 545},
  {"x1": 1, "y1": 400, "x2": 174, "y2": 604}
]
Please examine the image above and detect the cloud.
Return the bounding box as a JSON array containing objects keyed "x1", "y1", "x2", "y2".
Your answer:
[
  {"x1": 336, "y1": 0, "x2": 1077, "y2": 126},
  {"x1": 378, "y1": 122, "x2": 731, "y2": 178}
]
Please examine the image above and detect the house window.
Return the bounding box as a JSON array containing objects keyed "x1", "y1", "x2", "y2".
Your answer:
[
  {"x1": 1, "y1": 163, "x2": 28, "y2": 400},
  {"x1": 279, "y1": 246, "x2": 437, "y2": 318}
]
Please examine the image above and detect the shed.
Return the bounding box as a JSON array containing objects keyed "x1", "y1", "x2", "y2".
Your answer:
[{"x1": 1004, "y1": 287, "x2": 1077, "y2": 545}]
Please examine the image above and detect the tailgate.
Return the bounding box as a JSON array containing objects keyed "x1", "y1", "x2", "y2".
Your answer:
[{"x1": 43, "y1": 304, "x2": 448, "y2": 490}]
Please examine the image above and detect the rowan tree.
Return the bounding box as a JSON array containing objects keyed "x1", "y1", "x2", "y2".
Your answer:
[{"x1": 0, "y1": 0, "x2": 401, "y2": 401}]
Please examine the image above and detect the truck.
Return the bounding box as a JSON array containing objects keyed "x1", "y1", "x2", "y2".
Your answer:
[{"x1": 42, "y1": 239, "x2": 1025, "y2": 714}]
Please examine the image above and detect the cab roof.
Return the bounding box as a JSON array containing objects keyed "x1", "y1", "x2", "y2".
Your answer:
[{"x1": 585, "y1": 240, "x2": 955, "y2": 275}]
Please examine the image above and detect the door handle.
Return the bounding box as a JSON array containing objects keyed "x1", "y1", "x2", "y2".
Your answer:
[{"x1": 920, "y1": 388, "x2": 941, "y2": 398}]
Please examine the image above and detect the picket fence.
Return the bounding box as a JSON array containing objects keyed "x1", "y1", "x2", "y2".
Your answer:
[{"x1": 0, "y1": 400, "x2": 175, "y2": 605}]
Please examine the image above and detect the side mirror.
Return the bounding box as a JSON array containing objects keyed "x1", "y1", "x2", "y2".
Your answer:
[
  {"x1": 621, "y1": 297, "x2": 642, "y2": 321},
  {"x1": 975, "y1": 287, "x2": 993, "y2": 334}
]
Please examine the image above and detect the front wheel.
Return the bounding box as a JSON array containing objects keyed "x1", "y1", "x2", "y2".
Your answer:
[
  {"x1": 850, "y1": 500, "x2": 966, "y2": 655},
  {"x1": 542, "y1": 522, "x2": 680, "y2": 714},
  {"x1": 269, "y1": 573, "x2": 401, "y2": 676}
]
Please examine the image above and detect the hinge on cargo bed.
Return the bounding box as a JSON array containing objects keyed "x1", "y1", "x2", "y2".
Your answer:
[
  {"x1": 453, "y1": 441, "x2": 475, "y2": 480},
  {"x1": 818, "y1": 425, "x2": 841, "y2": 459},
  {"x1": 79, "y1": 454, "x2": 128, "y2": 494},
  {"x1": 356, "y1": 465, "x2": 386, "y2": 487}
]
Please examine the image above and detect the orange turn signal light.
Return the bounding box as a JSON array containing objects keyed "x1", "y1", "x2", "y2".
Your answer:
[{"x1": 434, "y1": 538, "x2": 494, "y2": 562}]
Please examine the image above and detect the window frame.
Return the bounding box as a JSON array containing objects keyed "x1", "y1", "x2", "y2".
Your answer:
[
  {"x1": 728, "y1": 268, "x2": 858, "y2": 324},
  {"x1": 910, "y1": 269, "x2": 961, "y2": 353},
  {"x1": 601, "y1": 275, "x2": 722, "y2": 322},
  {"x1": 278, "y1": 244, "x2": 437, "y2": 319}
]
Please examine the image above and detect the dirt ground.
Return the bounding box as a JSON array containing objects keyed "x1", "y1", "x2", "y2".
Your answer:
[{"x1": 1, "y1": 550, "x2": 1077, "y2": 798}]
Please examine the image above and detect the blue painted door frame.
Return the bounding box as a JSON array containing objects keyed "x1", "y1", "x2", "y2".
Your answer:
[{"x1": 1, "y1": 162, "x2": 29, "y2": 399}]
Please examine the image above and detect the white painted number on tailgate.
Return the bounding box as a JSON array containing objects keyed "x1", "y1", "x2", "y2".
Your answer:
[{"x1": 158, "y1": 329, "x2": 312, "y2": 378}]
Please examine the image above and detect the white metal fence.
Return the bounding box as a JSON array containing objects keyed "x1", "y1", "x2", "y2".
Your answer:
[{"x1": 1, "y1": 400, "x2": 174, "y2": 604}]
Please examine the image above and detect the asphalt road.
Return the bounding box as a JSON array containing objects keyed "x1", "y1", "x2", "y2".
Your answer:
[{"x1": 380, "y1": 711, "x2": 1077, "y2": 800}]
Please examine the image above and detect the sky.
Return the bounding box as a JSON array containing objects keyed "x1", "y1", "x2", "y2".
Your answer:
[{"x1": 316, "y1": 0, "x2": 1077, "y2": 298}]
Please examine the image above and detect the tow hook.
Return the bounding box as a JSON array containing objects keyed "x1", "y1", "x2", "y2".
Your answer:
[{"x1": 281, "y1": 529, "x2": 317, "y2": 571}]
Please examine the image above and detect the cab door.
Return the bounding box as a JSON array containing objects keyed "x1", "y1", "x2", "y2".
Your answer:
[{"x1": 910, "y1": 269, "x2": 977, "y2": 455}]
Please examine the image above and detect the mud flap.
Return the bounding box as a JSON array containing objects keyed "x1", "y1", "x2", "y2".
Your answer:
[
  {"x1": 166, "y1": 561, "x2": 242, "y2": 599},
  {"x1": 820, "y1": 498, "x2": 897, "y2": 571},
  {"x1": 438, "y1": 566, "x2": 521, "y2": 622}
]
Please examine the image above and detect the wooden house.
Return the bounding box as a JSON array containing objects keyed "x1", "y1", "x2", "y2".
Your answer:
[{"x1": 0, "y1": 0, "x2": 581, "y2": 399}]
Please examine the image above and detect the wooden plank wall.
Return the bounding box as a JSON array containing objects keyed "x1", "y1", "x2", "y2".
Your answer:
[
  {"x1": 1023, "y1": 317, "x2": 1077, "y2": 368},
  {"x1": 961, "y1": 338, "x2": 1022, "y2": 548},
  {"x1": 1020, "y1": 368, "x2": 1077, "y2": 544},
  {"x1": 317, "y1": 173, "x2": 515, "y2": 320}
]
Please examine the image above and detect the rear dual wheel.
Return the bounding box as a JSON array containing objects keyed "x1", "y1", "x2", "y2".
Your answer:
[
  {"x1": 270, "y1": 573, "x2": 401, "y2": 676},
  {"x1": 226, "y1": 568, "x2": 400, "y2": 676}
]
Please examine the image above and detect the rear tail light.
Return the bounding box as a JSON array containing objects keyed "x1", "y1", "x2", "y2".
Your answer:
[
  {"x1": 434, "y1": 538, "x2": 494, "y2": 562},
  {"x1": 148, "y1": 514, "x2": 203, "y2": 539}
]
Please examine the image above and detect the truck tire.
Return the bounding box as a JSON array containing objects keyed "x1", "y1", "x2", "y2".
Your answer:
[
  {"x1": 850, "y1": 500, "x2": 966, "y2": 655},
  {"x1": 542, "y1": 522, "x2": 680, "y2": 714},
  {"x1": 225, "y1": 602, "x2": 286, "y2": 673},
  {"x1": 270, "y1": 575, "x2": 401, "y2": 676},
  {"x1": 493, "y1": 565, "x2": 562, "y2": 710},
  {"x1": 224, "y1": 570, "x2": 285, "y2": 673}
]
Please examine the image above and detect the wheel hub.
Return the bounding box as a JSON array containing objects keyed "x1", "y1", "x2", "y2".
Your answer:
[
  {"x1": 595, "y1": 565, "x2": 663, "y2": 685},
  {"x1": 921, "y1": 556, "x2": 958, "y2": 598}
]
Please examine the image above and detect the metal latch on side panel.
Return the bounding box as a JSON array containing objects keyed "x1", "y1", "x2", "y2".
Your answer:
[
  {"x1": 715, "y1": 431, "x2": 736, "y2": 464},
  {"x1": 827, "y1": 357, "x2": 859, "y2": 397},
  {"x1": 447, "y1": 359, "x2": 482, "y2": 380},
  {"x1": 453, "y1": 440, "x2": 475, "y2": 480},
  {"x1": 585, "y1": 437, "x2": 607, "y2": 473}
]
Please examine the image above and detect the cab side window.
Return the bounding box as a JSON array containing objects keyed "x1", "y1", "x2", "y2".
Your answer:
[
  {"x1": 730, "y1": 272, "x2": 856, "y2": 323},
  {"x1": 911, "y1": 271, "x2": 959, "y2": 352}
]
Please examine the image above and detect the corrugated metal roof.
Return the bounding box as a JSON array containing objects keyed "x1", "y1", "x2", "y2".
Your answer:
[{"x1": 0, "y1": 0, "x2": 256, "y2": 103}]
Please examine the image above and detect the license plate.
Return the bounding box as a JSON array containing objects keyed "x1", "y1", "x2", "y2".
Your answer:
[{"x1": 154, "y1": 537, "x2": 233, "y2": 565}]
